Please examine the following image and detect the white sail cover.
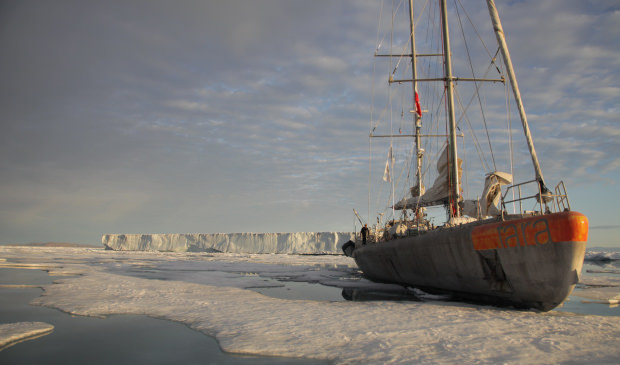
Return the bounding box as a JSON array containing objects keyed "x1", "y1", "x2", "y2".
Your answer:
[
  {"x1": 394, "y1": 147, "x2": 462, "y2": 210},
  {"x1": 462, "y1": 171, "x2": 512, "y2": 218}
]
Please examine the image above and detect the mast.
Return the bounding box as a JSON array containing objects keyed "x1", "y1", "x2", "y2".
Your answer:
[
  {"x1": 486, "y1": 0, "x2": 547, "y2": 192},
  {"x1": 440, "y1": 0, "x2": 460, "y2": 217},
  {"x1": 408, "y1": 0, "x2": 423, "y2": 206}
]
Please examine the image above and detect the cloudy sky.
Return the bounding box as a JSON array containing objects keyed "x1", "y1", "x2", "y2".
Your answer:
[{"x1": 1, "y1": 0, "x2": 618, "y2": 247}]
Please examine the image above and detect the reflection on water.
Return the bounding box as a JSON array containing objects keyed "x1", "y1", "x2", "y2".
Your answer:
[
  {"x1": 247, "y1": 263, "x2": 620, "y2": 316},
  {"x1": 252, "y1": 281, "x2": 423, "y2": 302},
  {"x1": 252, "y1": 280, "x2": 345, "y2": 301}
]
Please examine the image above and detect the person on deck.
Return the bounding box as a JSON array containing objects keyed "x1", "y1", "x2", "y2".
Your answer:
[{"x1": 361, "y1": 224, "x2": 369, "y2": 245}]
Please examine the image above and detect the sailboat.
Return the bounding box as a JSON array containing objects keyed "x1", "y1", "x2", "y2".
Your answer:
[{"x1": 344, "y1": 0, "x2": 588, "y2": 311}]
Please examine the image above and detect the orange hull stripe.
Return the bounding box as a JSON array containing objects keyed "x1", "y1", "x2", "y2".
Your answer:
[{"x1": 471, "y1": 212, "x2": 588, "y2": 251}]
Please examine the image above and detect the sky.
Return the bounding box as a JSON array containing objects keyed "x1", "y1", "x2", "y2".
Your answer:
[{"x1": 0, "y1": 0, "x2": 618, "y2": 247}]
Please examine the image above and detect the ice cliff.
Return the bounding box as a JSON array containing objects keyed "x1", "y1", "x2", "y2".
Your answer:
[{"x1": 102, "y1": 232, "x2": 355, "y2": 254}]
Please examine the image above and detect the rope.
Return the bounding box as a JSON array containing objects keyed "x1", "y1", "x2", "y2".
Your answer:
[{"x1": 455, "y1": 2, "x2": 496, "y2": 171}]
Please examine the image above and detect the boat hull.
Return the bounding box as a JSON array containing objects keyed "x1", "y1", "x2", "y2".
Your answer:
[{"x1": 352, "y1": 211, "x2": 588, "y2": 311}]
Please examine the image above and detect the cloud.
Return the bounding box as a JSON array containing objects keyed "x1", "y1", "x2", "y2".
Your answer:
[{"x1": 0, "y1": 0, "x2": 618, "y2": 244}]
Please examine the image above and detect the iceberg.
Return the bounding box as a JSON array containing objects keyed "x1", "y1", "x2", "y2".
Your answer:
[{"x1": 102, "y1": 232, "x2": 355, "y2": 254}]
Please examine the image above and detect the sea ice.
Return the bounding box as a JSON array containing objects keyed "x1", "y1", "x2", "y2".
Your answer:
[
  {"x1": 0, "y1": 322, "x2": 54, "y2": 350},
  {"x1": 1, "y1": 246, "x2": 620, "y2": 364},
  {"x1": 585, "y1": 249, "x2": 620, "y2": 262}
]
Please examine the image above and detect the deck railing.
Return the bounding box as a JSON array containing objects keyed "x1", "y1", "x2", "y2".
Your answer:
[{"x1": 501, "y1": 180, "x2": 570, "y2": 216}]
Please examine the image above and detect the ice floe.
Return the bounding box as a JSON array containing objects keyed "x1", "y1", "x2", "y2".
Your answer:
[
  {"x1": 0, "y1": 322, "x2": 54, "y2": 350},
  {"x1": 585, "y1": 249, "x2": 620, "y2": 262}
]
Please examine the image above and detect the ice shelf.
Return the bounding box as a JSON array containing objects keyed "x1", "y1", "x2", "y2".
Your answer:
[{"x1": 102, "y1": 232, "x2": 355, "y2": 254}]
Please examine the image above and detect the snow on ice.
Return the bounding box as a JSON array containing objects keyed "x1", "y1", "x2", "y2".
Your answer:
[
  {"x1": 102, "y1": 232, "x2": 355, "y2": 254},
  {"x1": 0, "y1": 322, "x2": 54, "y2": 350},
  {"x1": 585, "y1": 249, "x2": 620, "y2": 263},
  {"x1": 576, "y1": 248, "x2": 620, "y2": 304},
  {"x1": 1, "y1": 246, "x2": 620, "y2": 364}
]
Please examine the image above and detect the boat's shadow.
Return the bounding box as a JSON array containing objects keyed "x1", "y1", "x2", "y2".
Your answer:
[
  {"x1": 341, "y1": 287, "x2": 423, "y2": 302},
  {"x1": 340, "y1": 285, "x2": 547, "y2": 312}
]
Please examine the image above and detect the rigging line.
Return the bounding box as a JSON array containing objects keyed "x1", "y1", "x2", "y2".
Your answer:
[
  {"x1": 446, "y1": 52, "x2": 498, "y2": 173},
  {"x1": 370, "y1": 96, "x2": 392, "y2": 134},
  {"x1": 369, "y1": 123, "x2": 373, "y2": 222},
  {"x1": 454, "y1": 88, "x2": 491, "y2": 173},
  {"x1": 375, "y1": 178, "x2": 388, "y2": 221},
  {"x1": 372, "y1": 81, "x2": 413, "y2": 136},
  {"x1": 372, "y1": 2, "x2": 403, "y2": 221},
  {"x1": 372, "y1": 48, "x2": 414, "y2": 135},
  {"x1": 372, "y1": 70, "x2": 419, "y2": 137},
  {"x1": 371, "y1": 48, "x2": 409, "y2": 134},
  {"x1": 387, "y1": 1, "x2": 412, "y2": 217},
  {"x1": 406, "y1": 135, "x2": 416, "y2": 187},
  {"x1": 399, "y1": 0, "x2": 433, "y2": 78},
  {"x1": 439, "y1": 0, "x2": 459, "y2": 216},
  {"x1": 462, "y1": 134, "x2": 469, "y2": 200},
  {"x1": 389, "y1": 0, "x2": 396, "y2": 216},
  {"x1": 415, "y1": 0, "x2": 443, "y2": 201},
  {"x1": 429, "y1": 0, "x2": 440, "y2": 48},
  {"x1": 375, "y1": 0, "x2": 388, "y2": 57},
  {"x1": 454, "y1": 61, "x2": 495, "y2": 123},
  {"x1": 376, "y1": 0, "x2": 385, "y2": 51},
  {"x1": 392, "y1": 39, "x2": 409, "y2": 78},
  {"x1": 394, "y1": 127, "x2": 418, "y2": 202},
  {"x1": 455, "y1": 2, "x2": 496, "y2": 171},
  {"x1": 456, "y1": 0, "x2": 494, "y2": 59},
  {"x1": 414, "y1": 0, "x2": 430, "y2": 44},
  {"x1": 369, "y1": 140, "x2": 373, "y2": 221},
  {"x1": 390, "y1": 0, "x2": 412, "y2": 80},
  {"x1": 393, "y1": 147, "x2": 410, "y2": 206},
  {"x1": 491, "y1": 48, "x2": 502, "y2": 76},
  {"x1": 504, "y1": 64, "x2": 516, "y2": 214},
  {"x1": 370, "y1": 4, "x2": 385, "y2": 223},
  {"x1": 420, "y1": 81, "x2": 447, "y2": 181},
  {"x1": 415, "y1": 0, "x2": 431, "y2": 29}
]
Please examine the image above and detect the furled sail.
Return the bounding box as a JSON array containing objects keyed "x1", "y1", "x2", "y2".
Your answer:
[
  {"x1": 409, "y1": 183, "x2": 425, "y2": 197},
  {"x1": 394, "y1": 146, "x2": 462, "y2": 210},
  {"x1": 462, "y1": 171, "x2": 512, "y2": 218}
]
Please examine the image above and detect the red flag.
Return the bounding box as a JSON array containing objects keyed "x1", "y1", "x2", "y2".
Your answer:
[{"x1": 415, "y1": 91, "x2": 422, "y2": 117}]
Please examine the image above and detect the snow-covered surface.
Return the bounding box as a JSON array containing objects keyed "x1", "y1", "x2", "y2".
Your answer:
[
  {"x1": 1, "y1": 246, "x2": 620, "y2": 364},
  {"x1": 573, "y1": 251, "x2": 620, "y2": 304},
  {"x1": 0, "y1": 322, "x2": 54, "y2": 350},
  {"x1": 102, "y1": 232, "x2": 355, "y2": 254},
  {"x1": 585, "y1": 249, "x2": 620, "y2": 262}
]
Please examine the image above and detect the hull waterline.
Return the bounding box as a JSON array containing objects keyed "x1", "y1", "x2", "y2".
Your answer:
[{"x1": 352, "y1": 211, "x2": 588, "y2": 311}]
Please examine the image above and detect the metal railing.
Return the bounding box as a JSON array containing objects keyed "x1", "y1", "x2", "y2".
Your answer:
[{"x1": 501, "y1": 180, "x2": 571, "y2": 216}]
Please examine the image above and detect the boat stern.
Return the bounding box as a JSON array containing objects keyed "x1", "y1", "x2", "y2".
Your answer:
[{"x1": 471, "y1": 211, "x2": 589, "y2": 310}]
